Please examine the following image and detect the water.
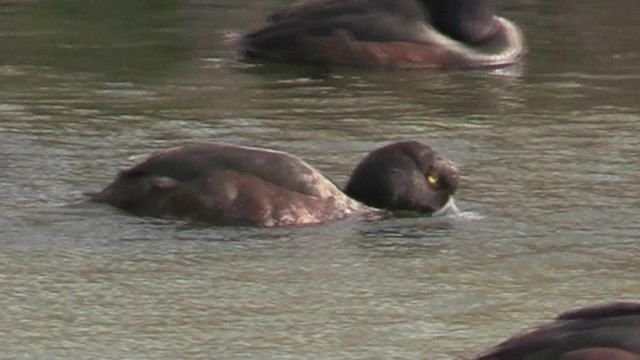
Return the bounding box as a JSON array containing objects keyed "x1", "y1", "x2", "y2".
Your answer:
[{"x1": 1, "y1": 0, "x2": 639, "y2": 358}]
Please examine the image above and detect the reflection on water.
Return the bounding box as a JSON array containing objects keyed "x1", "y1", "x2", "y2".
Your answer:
[
  {"x1": 0, "y1": 0, "x2": 188, "y2": 78},
  {"x1": 1, "y1": 0, "x2": 639, "y2": 359}
]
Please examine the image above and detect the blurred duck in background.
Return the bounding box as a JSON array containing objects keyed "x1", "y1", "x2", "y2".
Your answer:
[{"x1": 228, "y1": 0, "x2": 526, "y2": 69}]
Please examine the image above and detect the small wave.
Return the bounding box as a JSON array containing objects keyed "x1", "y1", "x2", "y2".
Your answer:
[{"x1": 451, "y1": 210, "x2": 485, "y2": 221}]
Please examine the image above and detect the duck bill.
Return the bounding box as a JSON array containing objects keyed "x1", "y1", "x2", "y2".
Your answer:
[{"x1": 432, "y1": 197, "x2": 461, "y2": 217}]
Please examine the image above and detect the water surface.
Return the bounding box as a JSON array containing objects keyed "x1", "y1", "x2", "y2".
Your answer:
[{"x1": 1, "y1": 0, "x2": 639, "y2": 358}]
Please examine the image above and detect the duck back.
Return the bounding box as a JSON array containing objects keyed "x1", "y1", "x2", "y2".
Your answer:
[
  {"x1": 476, "y1": 302, "x2": 640, "y2": 360},
  {"x1": 88, "y1": 144, "x2": 366, "y2": 226}
]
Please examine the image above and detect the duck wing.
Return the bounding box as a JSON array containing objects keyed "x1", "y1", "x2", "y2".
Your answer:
[
  {"x1": 244, "y1": 0, "x2": 430, "y2": 44},
  {"x1": 241, "y1": 5, "x2": 454, "y2": 69},
  {"x1": 114, "y1": 144, "x2": 340, "y2": 199}
]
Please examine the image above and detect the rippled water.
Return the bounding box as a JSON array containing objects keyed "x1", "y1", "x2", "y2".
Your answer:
[{"x1": 1, "y1": 0, "x2": 639, "y2": 358}]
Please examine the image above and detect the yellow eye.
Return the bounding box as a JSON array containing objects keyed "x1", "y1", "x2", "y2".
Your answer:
[{"x1": 427, "y1": 175, "x2": 438, "y2": 186}]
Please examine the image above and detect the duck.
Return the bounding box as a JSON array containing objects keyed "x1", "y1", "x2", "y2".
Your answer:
[
  {"x1": 475, "y1": 302, "x2": 640, "y2": 360},
  {"x1": 86, "y1": 140, "x2": 460, "y2": 227},
  {"x1": 228, "y1": 0, "x2": 526, "y2": 69}
]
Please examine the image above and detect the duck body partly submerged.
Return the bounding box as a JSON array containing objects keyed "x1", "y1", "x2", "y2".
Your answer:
[
  {"x1": 475, "y1": 302, "x2": 640, "y2": 360},
  {"x1": 232, "y1": 0, "x2": 526, "y2": 69},
  {"x1": 87, "y1": 141, "x2": 460, "y2": 227}
]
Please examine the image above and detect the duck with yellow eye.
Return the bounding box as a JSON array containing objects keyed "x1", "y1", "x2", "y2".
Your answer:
[
  {"x1": 345, "y1": 144, "x2": 460, "y2": 217},
  {"x1": 86, "y1": 140, "x2": 461, "y2": 226}
]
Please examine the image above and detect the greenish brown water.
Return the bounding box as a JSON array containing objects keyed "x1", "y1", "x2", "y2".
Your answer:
[{"x1": 1, "y1": 1, "x2": 639, "y2": 358}]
